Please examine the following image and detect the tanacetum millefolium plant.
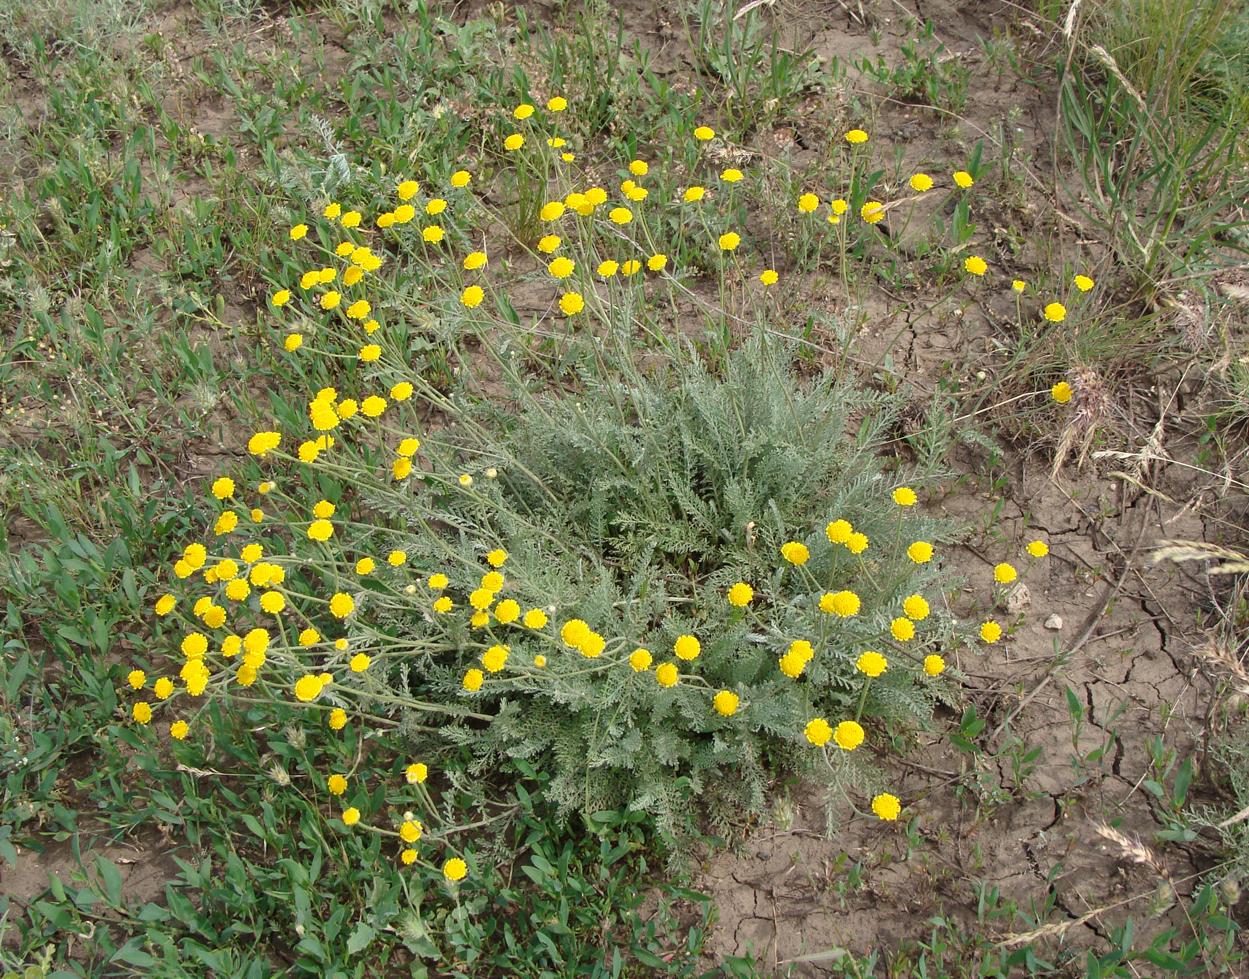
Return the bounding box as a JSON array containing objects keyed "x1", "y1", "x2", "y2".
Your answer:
[{"x1": 125, "y1": 96, "x2": 1057, "y2": 875}]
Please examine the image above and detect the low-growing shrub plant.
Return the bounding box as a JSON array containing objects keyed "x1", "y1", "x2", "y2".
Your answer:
[{"x1": 123, "y1": 97, "x2": 1057, "y2": 896}]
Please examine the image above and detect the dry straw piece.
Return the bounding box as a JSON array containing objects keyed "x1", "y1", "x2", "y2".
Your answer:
[{"x1": 1151, "y1": 539, "x2": 1249, "y2": 576}]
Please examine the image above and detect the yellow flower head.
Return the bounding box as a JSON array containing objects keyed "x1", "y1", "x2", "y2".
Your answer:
[
  {"x1": 514, "y1": 103, "x2": 534, "y2": 119},
  {"x1": 1026, "y1": 540, "x2": 1049, "y2": 558},
  {"x1": 443, "y1": 858, "x2": 467, "y2": 881},
  {"x1": 327, "y1": 774, "x2": 348, "y2": 795},
  {"x1": 856, "y1": 651, "x2": 888, "y2": 677},
  {"x1": 462, "y1": 668, "x2": 484, "y2": 691},
  {"x1": 170, "y1": 720, "x2": 189, "y2": 741},
  {"x1": 647, "y1": 254, "x2": 667, "y2": 272},
  {"x1": 694, "y1": 125, "x2": 715, "y2": 140},
  {"x1": 1074, "y1": 274, "x2": 1095, "y2": 292},
  {"x1": 727, "y1": 582, "x2": 754, "y2": 607},
  {"x1": 597, "y1": 260, "x2": 619, "y2": 277},
  {"x1": 629, "y1": 159, "x2": 648, "y2": 176},
  {"x1": 980, "y1": 621, "x2": 1002, "y2": 643},
  {"x1": 540, "y1": 201, "x2": 566, "y2": 222},
  {"x1": 909, "y1": 173, "x2": 934, "y2": 192},
  {"x1": 559, "y1": 292, "x2": 585, "y2": 316},
  {"x1": 547, "y1": 96, "x2": 567, "y2": 111},
  {"x1": 860, "y1": 201, "x2": 885, "y2": 224},
  {"x1": 923, "y1": 654, "x2": 945, "y2": 676},
  {"x1": 406, "y1": 762, "x2": 429, "y2": 784},
  {"x1": 538, "y1": 234, "x2": 561, "y2": 253},
  {"x1": 464, "y1": 251, "x2": 488, "y2": 270},
  {"x1": 720, "y1": 168, "x2": 744, "y2": 183},
  {"x1": 907, "y1": 541, "x2": 934, "y2": 564},
  {"x1": 609, "y1": 206, "x2": 632, "y2": 224},
  {"x1": 903, "y1": 595, "x2": 930, "y2": 620},
  {"x1": 561, "y1": 619, "x2": 590, "y2": 647},
  {"x1": 629, "y1": 648, "x2": 653, "y2": 671},
  {"x1": 294, "y1": 674, "x2": 326, "y2": 702},
  {"x1": 341, "y1": 807, "x2": 360, "y2": 827},
  {"x1": 844, "y1": 129, "x2": 869, "y2": 144},
  {"x1": 825, "y1": 519, "x2": 852, "y2": 544},
  {"x1": 523, "y1": 608, "x2": 548, "y2": 629},
  {"x1": 886, "y1": 613, "x2": 915, "y2": 640},
  {"x1": 797, "y1": 193, "x2": 819, "y2": 213},
  {"x1": 1051, "y1": 381, "x2": 1073, "y2": 404},
  {"x1": 964, "y1": 255, "x2": 988, "y2": 276},
  {"x1": 993, "y1": 562, "x2": 1017, "y2": 584},
  {"x1": 820, "y1": 590, "x2": 861, "y2": 617},
  {"x1": 461, "y1": 283, "x2": 488, "y2": 310},
  {"x1": 778, "y1": 651, "x2": 807, "y2": 678},
  {"x1": 713, "y1": 690, "x2": 740, "y2": 716},
  {"x1": 718, "y1": 232, "x2": 741, "y2": 251},
  {"x1": 683, "y1": 186, "x2": 705, "y2": 202},
  {"x1": 450, "y1": 170, "x2": 471, "y2": 187},
  {"x1": 577, "y1": 632, "x2": 605, "y2": 658},
  {"x1": 804, "y1": 717, "x2": 832, "y2": 746},
  {"x1": 871, "y1": 793, "x2": 901, "y2": 821},
  {"x1": 892, "y1": 487, "x2": 917, "y2": 506},
  {"x1": 953, "y1": 170, "x2": 974, "y2": 188},
  {"x1": 674, "y1": 634, "x2": 701, "y2": 661},
  {"x1": 1043, "y1": 302, "x2": 1067, "y2": 323},
  {"x1": 833, "y1": 719, "x2": 865, "y2": 750},
  {"x1": 780, "y1": 541, "x2": 809, "y2": 565},
  {"x1": 504, "y1": 133, "x2": 524, "y2": 151},
  {"x1": 481, "y1": 644, "x2": 509, "y2": 673},
  {"x1": 548, "y1": 256, "x2": 575, "y2": 279},
  {"x1": 329, "y1": 592, "x2": 355, "y2": 619},
  {"x1": 494, "y1": 599, "x2": 520, "y2": 624},
  {"x1": 759, "y1": 269, "x2": 778, "y2": 286},
  {"x1": 655, "y1": 662, "x2": 680, "y2": 687}
]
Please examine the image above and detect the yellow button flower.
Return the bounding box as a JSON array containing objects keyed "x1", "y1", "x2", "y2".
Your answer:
[
  {"x1": 871, "y1": 793, "x2": 901, "y2": 820},
  {"x1": 780, "y1": 541, "x2": 809, "y2": 565},
  {"x1": 833, "y1": 720, "x2": 864, "y2": 750},
  {"x1": 856, "y1": 651, "x2": 888, "y2": 677},
  {"x1": 804, "y1": 718, "x2": 832, "y2": 746}
]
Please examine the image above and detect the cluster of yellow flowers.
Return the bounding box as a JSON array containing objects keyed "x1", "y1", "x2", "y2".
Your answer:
[{"x1": 976, "y1": 539, "x2": 1049, "y2": 645}]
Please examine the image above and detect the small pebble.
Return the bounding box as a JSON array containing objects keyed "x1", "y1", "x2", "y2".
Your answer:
[{"x1": 1044, "y1": 614, "x2": 1063, "y2": 631}]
